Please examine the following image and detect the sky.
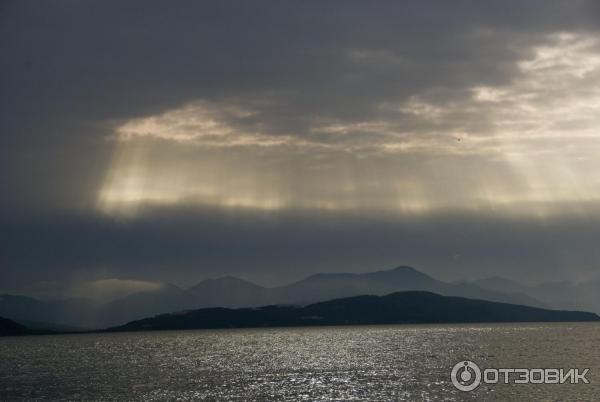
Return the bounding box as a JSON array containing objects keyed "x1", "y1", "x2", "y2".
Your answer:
[{"x1": 2, "y1": 1, "x2": 600, "y2": 299}]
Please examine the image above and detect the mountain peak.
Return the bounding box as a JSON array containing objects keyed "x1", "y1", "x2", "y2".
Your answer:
[
  {"x1": 188, "y1": 276, "x2": 264, "y2": 292},
  {"x1": 304, "y1": 266, "x2": 424, "y2": 281},
  {"x1": 391, "y1": 266, "x2": 420, "y2": 273},
  {"x1": 366, "y1": 265, "x2": 435, "y2": 282}
]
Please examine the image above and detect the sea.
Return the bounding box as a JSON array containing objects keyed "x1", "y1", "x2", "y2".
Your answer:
[{"x1": 1, "y1": 323, "x2": 599, "y2": 401}]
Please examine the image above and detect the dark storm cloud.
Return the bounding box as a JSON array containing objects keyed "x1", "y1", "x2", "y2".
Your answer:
[
  {"x1": 2, "y1": 1, "x2": 600, "y2": 292},
  {"x1": 3, "y1": 206, "x2": 600, "y2": 292},
  {"x1": 3, "y1": 1, "x2": 598, "y2": 141}
]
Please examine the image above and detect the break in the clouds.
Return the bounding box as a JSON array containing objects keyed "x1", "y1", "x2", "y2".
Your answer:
[
  {"x1": 99, "y1": 30, "x2": 600, "y2": 216},
  {"x1": 2, "y1": 1, "x2": 600, "y2": 293}
]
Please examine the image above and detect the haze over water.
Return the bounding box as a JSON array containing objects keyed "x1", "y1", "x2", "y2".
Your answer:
[{"x1": 2, "y1": 323, "x2": 598, "y2": 401}]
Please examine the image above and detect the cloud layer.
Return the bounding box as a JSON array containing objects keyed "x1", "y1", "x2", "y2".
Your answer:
[{"x1": 2, "y1": 1, "x2": 600, "y2": 293}]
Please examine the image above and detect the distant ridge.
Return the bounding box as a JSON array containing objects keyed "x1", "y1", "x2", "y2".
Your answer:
[
  {"x1": 109, "y1": 291, "x2": 599, "y2": 332},
  {"x1": 269, "y1": 265, "x2": 543, "y2": 308},
  {"x1": 0, "y1": 266, "x2": 547, "y2": 328},
  {"x1": 472, "y1": 276, "x2": 600, "y2": 314}
]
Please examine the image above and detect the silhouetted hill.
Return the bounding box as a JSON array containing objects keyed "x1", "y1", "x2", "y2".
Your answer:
[
  {"x1": 0, "y1": 316, "x2": 31, "y2": 336},
  {"x1": 110, "y1": 291, "x2": 598, "y2": 332}
]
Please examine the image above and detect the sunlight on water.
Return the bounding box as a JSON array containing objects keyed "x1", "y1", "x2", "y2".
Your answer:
[{"x1": 1, "y1": 323, "x2": 599, "y2": 401}]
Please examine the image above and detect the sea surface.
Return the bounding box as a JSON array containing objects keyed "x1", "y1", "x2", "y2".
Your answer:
[{"x1": 1, "y1": 323, "x2": 599, "y2": 401}]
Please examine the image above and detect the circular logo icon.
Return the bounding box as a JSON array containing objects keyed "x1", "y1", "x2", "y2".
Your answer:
[{"x1": 451, "y1": 360, "x2": 481, "y2": 391}]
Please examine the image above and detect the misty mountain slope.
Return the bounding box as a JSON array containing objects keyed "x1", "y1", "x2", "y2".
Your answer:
[
  {"x1": 473, "y1": 277, "x2": 528, "y2": 294},
  {"x1": 273, "y1": 266, "x2": 545, "y2": 308},
  {"x1": 474, "y1": 277, "x2": 600, "y2": 314},
  {"x1": 110, "y1": 291, "x2": 599, "y2": 332},
  {"x1": 0, "y1": 316, "x2": 31, "y2": 336},
  {"x1": 442, "y1": 282, "x2": 545, "y2": 308},
  {"x1": 0, "y1": 295, "x2": 48, "y2": 322},
  {"x1": 272, "y1": 266, "x2": 442, "y2": 304},
  {"x1": 0, "y1": 286, "x2": 196, "y2": 328},
  {"x1": 0, "y1": 294, "x2": 100, "y2": 328},
  {"x1": 97, "y1": 284, "x2": 199, "y2": 327},
  {"x1": 188, "y1": 276, "x2": 271, "y2": 307}
]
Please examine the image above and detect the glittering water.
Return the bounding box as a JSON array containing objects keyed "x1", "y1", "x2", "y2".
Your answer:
[{"x1": 1, "y1": 323, "x2": 599, "y2": 401}]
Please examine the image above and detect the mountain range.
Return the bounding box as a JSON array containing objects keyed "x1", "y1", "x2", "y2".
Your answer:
[
  {"x1": 0, "y1": 266, "x2": 547, "y2": 329},
  {"x1": 110, "y1": 291, "x2": 599, "y2": 332},
  {"x1": 4, "y1": 266, "x2": 600, "y2": 330}
]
